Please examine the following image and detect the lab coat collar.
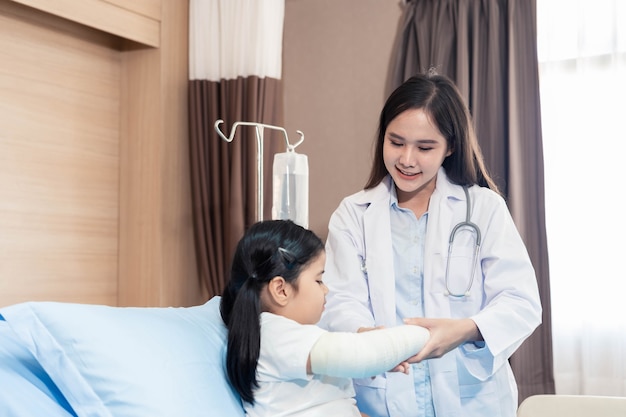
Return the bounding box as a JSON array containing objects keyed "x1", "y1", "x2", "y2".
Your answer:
[
  {"x1": 433, "y1": 167, "x2": 467, "y2": 203},
  {"x1": 352, "y1": 175, "x2": 394, "y2": 206}
]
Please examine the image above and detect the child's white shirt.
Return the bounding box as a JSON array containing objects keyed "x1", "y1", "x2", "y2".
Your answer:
[{"x1": 244, "y1": 312, "x2": 360, "y2": 417}]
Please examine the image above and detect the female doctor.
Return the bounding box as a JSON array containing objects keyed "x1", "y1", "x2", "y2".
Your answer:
[{"x1": 319, "y1": 72, "x2": 542, "y2": 417}]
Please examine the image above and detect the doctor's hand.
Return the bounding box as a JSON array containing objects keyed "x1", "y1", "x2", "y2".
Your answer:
[{"x1": 402, "y1": 317, "x2": 482, "y2": 363}]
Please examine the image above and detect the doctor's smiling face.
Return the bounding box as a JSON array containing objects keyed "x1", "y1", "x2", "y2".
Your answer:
[{"x1": 383, "y1": 108, "x2": 451, "y2": 204}]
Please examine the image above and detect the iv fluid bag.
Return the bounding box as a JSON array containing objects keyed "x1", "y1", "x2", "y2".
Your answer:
[{"x1": 272, "y1": 151, "x2": 309, "y2": 228}]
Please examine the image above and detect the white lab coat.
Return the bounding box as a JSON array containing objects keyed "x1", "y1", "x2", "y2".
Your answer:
[{"x1": 319, "y1": 169, "x2": 542, "y2": 417}]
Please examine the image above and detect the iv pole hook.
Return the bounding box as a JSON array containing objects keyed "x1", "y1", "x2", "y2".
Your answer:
[{"x1": 214, "y1": 120, "x2": 305, "y2": 222}]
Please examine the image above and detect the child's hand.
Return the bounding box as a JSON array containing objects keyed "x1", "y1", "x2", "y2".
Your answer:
[{"x1": 390, "y1": 361, "x2": 410, "y2": 374}]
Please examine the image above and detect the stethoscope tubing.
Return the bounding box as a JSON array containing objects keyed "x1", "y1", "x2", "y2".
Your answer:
[{"x1": 444, "y1": 186, "x2": 482, "y2": 298}]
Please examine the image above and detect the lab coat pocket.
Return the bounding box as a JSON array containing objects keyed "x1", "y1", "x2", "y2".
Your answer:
[
  {"x1": 354, "y1": 376, "x2": 388, "y2": 417},
  {"x1": 459, "y1": 380, "x2": 497, "y2": 416},
  {"x1": 458, "y1": 355, "x2": 495, "y2": 404},
  {"x1": 431, "y1": 248, "x2": 482, "y2": 318},
  {"x1": 444, "y1": 245, "x2": 476, "y2": 296},
  {"x1": 458, "y1": 380, "x2": 495, "y2": 398}
]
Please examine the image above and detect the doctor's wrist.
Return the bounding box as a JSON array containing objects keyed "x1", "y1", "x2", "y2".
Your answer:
[{"x1": 464, "y1": 318, "x2": 483, "y2": 342}]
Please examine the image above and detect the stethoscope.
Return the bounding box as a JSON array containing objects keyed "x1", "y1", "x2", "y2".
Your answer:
[{"x1": 444, "y1": 186, "x2": 482, "y2": 297}]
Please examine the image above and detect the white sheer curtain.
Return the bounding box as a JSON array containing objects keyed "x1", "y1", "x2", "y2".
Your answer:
[
  {"x1": 189, "y1": 0, "x2": 284, "y2": 81},
  {"x1": 537, "y1": 0, "x2": 626, "y2": 396}
]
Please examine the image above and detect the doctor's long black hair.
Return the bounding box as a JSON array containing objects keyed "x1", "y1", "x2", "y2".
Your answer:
[
  {"x1": 219, "y1": 220, "x2": 324, "y2": 404},
  {"x1": 366, "y1": 71, "x2": 500, "y2": 194}
]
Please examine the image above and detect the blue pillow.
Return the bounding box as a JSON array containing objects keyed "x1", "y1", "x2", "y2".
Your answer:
[
  {"x1": 0, "y1": 320, "x2": 76, "y2": 417},
  {"x1": 0, "y1": 297, "x2": 244, "y2": 417}
]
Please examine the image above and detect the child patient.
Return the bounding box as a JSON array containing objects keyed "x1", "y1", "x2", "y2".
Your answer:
[{"x1": 220, "y1": 220, "x2": 429, "y2": 417}]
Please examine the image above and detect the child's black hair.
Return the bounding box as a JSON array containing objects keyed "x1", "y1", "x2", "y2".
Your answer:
[{"x1": 219, "y1": 220, "x2": 324, "y2": 403}]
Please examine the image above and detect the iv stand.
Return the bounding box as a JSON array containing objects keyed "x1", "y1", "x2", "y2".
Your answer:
[{"x1": 214, "y1": 120, "x2": 304, "y2": 222}]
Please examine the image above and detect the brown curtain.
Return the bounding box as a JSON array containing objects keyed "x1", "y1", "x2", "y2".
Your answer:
[
  {"x1": 188, "y1": 0, "x2": 285, "y2": 298},
  {"x1": 390, "y1": 0, "x2": 554, "y2": 402},
  {"x1": 188, "y1": 77, "x2": 282, "y2": 299}
]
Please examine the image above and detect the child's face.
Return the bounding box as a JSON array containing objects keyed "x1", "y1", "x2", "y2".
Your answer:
[{"x1": 287, "y1": 252, "x2": 328, "y2": 325}]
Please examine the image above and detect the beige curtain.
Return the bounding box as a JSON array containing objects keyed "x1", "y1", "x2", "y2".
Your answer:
[
  {"x1": 390, "y1": 0, "x2": 555, "y2": 402},
  {"x1": 188, "y1": 0, "x2": 285, "y2": 297}
]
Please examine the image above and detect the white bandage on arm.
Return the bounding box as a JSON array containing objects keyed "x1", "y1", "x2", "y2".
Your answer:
[{"x1": 309, "y1": 325, "x2": 430, "y2": 378}]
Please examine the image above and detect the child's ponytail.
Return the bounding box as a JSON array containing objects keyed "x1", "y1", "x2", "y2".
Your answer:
[{"x1": 225, "y1": 277, "x2": 262, "y2": 403}]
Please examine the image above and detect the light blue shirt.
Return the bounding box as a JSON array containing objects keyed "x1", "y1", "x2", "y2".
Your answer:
[{"x1": 390, "y1": 191, "x2": 435, "y2": 417}]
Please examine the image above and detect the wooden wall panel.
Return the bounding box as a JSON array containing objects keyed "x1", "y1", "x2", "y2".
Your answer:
[
  {"x1": 118, "y1": 0, "x2": 202, "y2": 307},
  {"x1": 0, "y1": 1, "x2": 120, "y2": 306},
  {"x1": 0, "y1": 0, "x2": 200, "y2": 308},
  {"x1": 9, "y1": 0, "x2": 160, "y2": 47},
  {"x1": 103, "y1": 0, "x2": 161, "y2": 21}
]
